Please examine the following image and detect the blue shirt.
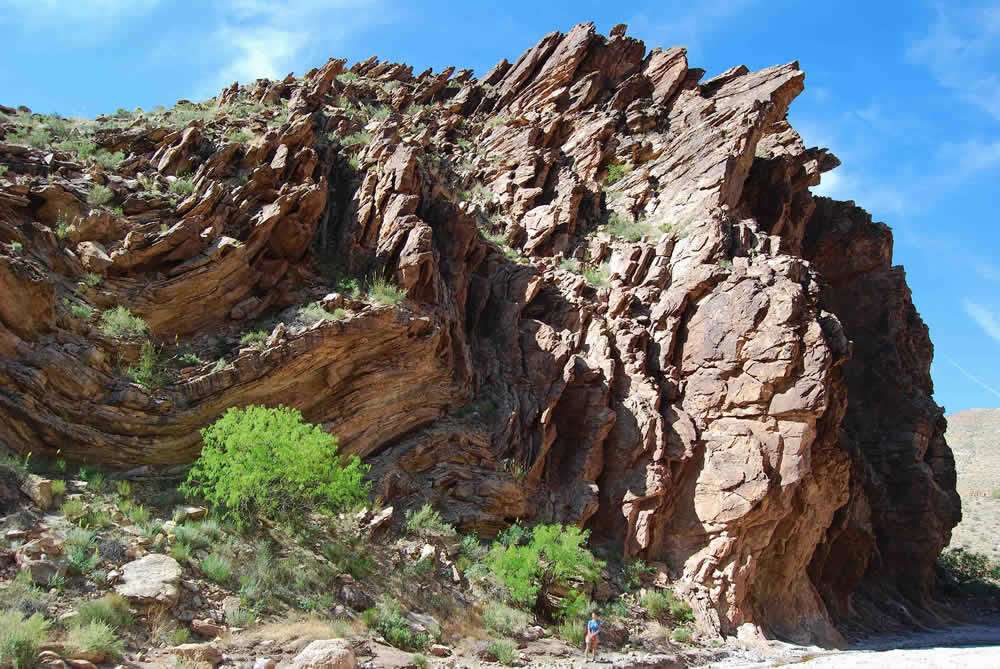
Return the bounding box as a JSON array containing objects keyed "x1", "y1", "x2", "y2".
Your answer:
[{"x1": 587, "y1": 620, "x2": 600, "y2": 634}]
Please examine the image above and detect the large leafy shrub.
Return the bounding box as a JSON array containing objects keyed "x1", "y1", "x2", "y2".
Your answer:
[
  {"x1": 181, "y1": 405, "x2": 370, "y2": 527},
  {"x1": 486, "y1": 524, "x2": 604, "y2": 616}
]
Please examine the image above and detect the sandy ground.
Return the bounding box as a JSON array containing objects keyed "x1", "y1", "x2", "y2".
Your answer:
[{"x1": 703, "y1": 623, "x2": 1000, "y2": 668}]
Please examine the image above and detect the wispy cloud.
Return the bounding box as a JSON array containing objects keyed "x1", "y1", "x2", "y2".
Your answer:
[
  {"x1": 627, "y1": 0, "x2": 761, "y2": 53},
  {"x1": 906, "y1": 2, "x2": 1000, "y2": 119},
  {"x1": 947, "y1": 358, "x2": 1000, "y2": 399},
  {"x1": 963, "y1": 299, "x2": 1000, "y2": 343}
]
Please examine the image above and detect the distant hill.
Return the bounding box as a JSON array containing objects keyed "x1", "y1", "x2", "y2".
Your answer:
[{"x1": 947, "y1": 408, "x2": 1000, "y2": 494}]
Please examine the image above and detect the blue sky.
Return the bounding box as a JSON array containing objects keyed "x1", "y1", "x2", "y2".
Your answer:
[{"x1": 2, "y1": 0, "x2": 998, "y2": 414}]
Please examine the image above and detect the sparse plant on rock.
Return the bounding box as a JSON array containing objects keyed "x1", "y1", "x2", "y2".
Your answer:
[
  {"x1": 87, "y1": 184, "x2": 113, "y2": 206},
  {"x1": 99, "y1": 306, "x2": 149, "y2": 337}
]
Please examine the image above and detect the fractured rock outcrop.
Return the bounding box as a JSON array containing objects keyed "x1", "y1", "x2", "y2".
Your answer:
[{"x1": 0, "y1": 22, "x2": 958, "y2": 644}]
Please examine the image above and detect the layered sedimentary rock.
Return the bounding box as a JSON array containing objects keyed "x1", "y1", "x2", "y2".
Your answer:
[{"x1": 0, "y1": 23, "x2": 959, "y2": 644}]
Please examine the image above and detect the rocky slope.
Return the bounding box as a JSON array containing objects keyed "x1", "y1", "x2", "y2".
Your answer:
[{"x1": 0, "y1": 22, "x2": 960, "y2": 646}]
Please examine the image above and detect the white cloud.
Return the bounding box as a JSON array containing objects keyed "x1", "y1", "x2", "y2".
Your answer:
[
  {"x1": 963, "y1": 299, "x2": 1000, "y2": 343},
  {"x1": 197, "y1": 0, "x2": 383, "y2": 95},
  {"x1": 906, "y1": 2, "x2": 1000, "y2": 119}
]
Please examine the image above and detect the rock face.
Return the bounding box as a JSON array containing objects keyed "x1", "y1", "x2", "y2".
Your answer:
[
  {"x1": 0, "y1": 23, "x2": 958, "y2": 644},
  {"x1": 291, "y1": 639, "x2": 357, "y2": 669}
]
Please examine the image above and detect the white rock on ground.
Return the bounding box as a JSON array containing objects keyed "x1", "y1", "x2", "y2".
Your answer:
[
  {"x1": 290, "y1": 639, "x2": 357, "y2": 668},
  {"x1": 114, "y1": 554, "x2": 183, "y2": 606}
]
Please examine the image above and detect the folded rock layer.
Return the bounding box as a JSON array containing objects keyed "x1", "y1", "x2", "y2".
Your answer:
[{"x1": 0, "y1": 22, "x2": 959, "y2": 644}]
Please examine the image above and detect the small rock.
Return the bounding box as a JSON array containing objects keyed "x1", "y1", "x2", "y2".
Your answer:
[
  {"x1": 254, "y1": 659, "x2": 277, "y2": 669},
  {"x1": 20, "y1": 474, "x2": 53, "y2": 510},
  {"x1": 38, "y1": 650, "x2": 62, "y2": 663},
  {"x1": 66, "y1": 660, "x2": 98, "y2": 669},
  {"x1": 338, "y1": 580, "x2": 375, "y2": 611},
  {"x1": 419, "y1": 544, "x2": 435, "y2": 562},
  {"x1": 429, "y1": 644, "x2": 452, "y2": 657},
  {"x1": 70, "y1": 650, "x2": 105, "y2": 664},
  {"x1": 192, "y1": 618, "x2": 226, "y2": 637},
  {"x1": 169, "y1": 642, "x2": 224, "y2": 666},
  {"x1": 366, "y1": 506, "x2": 393, "y2": 535},
  {"x1": 290, "y1": 639, "x2": 357, "y2": 668}
]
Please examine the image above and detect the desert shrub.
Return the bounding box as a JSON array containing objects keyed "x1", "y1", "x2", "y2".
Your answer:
[
  {"x1": 298, "y1": 302, "x2": 342, "y2": 325},
  {"x1": 239, "y1": 330, "x2": 269, "y2": 349},
  {"x1": 169, "y1": 177, "x2": 195, "y2": 195},
  {"x1": 557, "y1": 617, "x2": 586, "y2": 646},
  {"x1": 87, "y1": 184, "x2": 113, "y2": 206},
  {"x1": 369, "y1": 277, "x2": 406, "y2": 306},
  {"x1": 200, "y1": 554, "x2": 233, "y2": 583},
  {"x1": 938, "y1": 550, "x2": 1000, "y2": 583},
  {"x1": 624, "y1": 559, "x2": 654, "y2": 590},
  {"x1": 488, "y1": 639, "x2": 516, "y2": 664},
  {"x1": 9, "y1": 240, "x2": 22, "y2": 254},
  {"x1": 486, "y1": 524, "x2": 604, "y2": 615},
  {"x1": 341, "y1": 131, "x2": 371, "y2": 147},
  {"x1": 127, "y1": 340, "x2": 164, "y2": 388},
  {"x1": 68, "y1": 545, "x2": 100, "y2": 574},
  {"x1": 178, "y1": 352, "x2": 205, "y2": 366},
  {"x1": 225, "y1": 606, "x2": 254, "y2": 628},
  {"x1": 99, "y1": 306, "x2": 149, "y2": 337},
  {"x1": 559, "y1": 258, "x2": 581, "y2": 273},
  {"x1": 406, "y1": 503, "x2": 456, "y2": 537},
  {"x1": 181, "y1": 405, "x2": 370, "y2": 527},
  {"x1": 412, "y1": 653, "x2": 428, "y2": 669},
  {"x1": 173, "y1": 522, "x2": 210, "y2": 549},
  {"x1": 68, "y1": 620, "x2": 124, "y2": 660},
  {"x1": 75, "y1": 594, "x2": 133, "y2": 630},
  {"x1": 69, "y1": 303, "x2": 93, "y2": 319},
  {"x1": 66, "y1": 527, "x2": 97, "y2": 551},
  {"x1": 605, "y1": 161, "x2": 632, "y2": 186},
  {"x1": 0, "y1": 610, "x2": 51, "y2": 669},
  {"x1": 641, "y1": 589, "x2": 693, "y2": 622},
  {"x1": 126, "y1": 504, "x2": 150, "y2": 525},
  {"x1": 0, "y1": 165, "x2": 8, "y2": 177},
  {"x1": 335, "y1": 276, "x2": 362, "y2": 298},
  {"x1": 369, "y1": 599, "x2": 429, "y2": 651},
  {"x1": 84, "y1": 272, "x2": 102, "y2": 287},
  {"x1": 115, "y1": 480, "x2": 132, "y2": 497},
  {"x1": 336, "y1": 72, "x2": 359, "y2": 83},
  {"x1": 60, "y1": 498, "x2": 85, "y2": 518},
  {"x1": 91, "y1": 149, "x2": 125, "y2": 170},
  {"x1": 670, "y1": 626, "x2": 692, "y2": 643},
  {"x1": 582, "y1": 263, "x2": 610, "y2": 287},
  {"x1": 605, "y1": 212, "x2": 659, "y2": 242},
  {"x1": 97, "y1": 539, "x2": 126, "y2": 564},
  {"x1": 482, "y1": 601, "x2": 530, "y2": 637},
  {"x1": 227, "y1": 129, "x2": 253, "y2": 143},
  {"x1": 0, "y1": 571, "x2": 49, "y2": 617},
  {"x1": 50, "y1": 479, "x2": 67, "y2": 496}
]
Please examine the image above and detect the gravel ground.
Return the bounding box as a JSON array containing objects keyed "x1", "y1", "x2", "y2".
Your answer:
[{"x1": 703, "y1": 623, "x2": 1000, "y2": 668}]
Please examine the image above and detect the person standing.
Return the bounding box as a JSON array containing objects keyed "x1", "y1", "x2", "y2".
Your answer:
[{"x1": 585, "y1": 610, "x2": 601, "y2": 661}]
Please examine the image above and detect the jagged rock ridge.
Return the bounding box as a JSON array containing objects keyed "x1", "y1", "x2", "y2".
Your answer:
[{"x1": 0, "y1": 22, "x2": 960, "y2": 645}]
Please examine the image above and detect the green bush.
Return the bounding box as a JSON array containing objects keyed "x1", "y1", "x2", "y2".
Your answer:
[
  {"x1": 225, "y1": 606, "x2": 254, "y2": 628},
  {"x1": 938, "y1": 550, "x2": 1000, "y2": 583},
  {"x1": 179, "y1": 352, "x2": 205, "y2": 367},
  {"x1": 482, "y1": 601, "x2": 530, "y2": 637},
  {"x1": 670, "y1": 626, "x2": 692, "y2": 643},
  {"x1": 606, "y1": 212, "x2": 659, "y2": 242},
  {"x1": 623, "y1": 559, "x2": 654, "y2": 590},
  {"x1": 0, "y1": 165, "x2": 8, "y2": 177},
  {"x1": 582, "y1": 263, "x2": 610, "y2": 287},
  {"x1": 369, "y1": 599, "x2": 429, "y2": 651},
  {"x1": 9, "y1": 240, "x2": 22, "y2": 254},
  {"x1": 0, "y1": 571, "x2": 49, "y2": 617},
  {"x1": 169, "y1": 177, "x2": 195, "y2": 196},
  {"x1": 68, "y1": 545, "x2": 100, "y2": 574},
  {"x1": 0, "y1": 610, "x2": 51, "y2": 669},
  {"x1": 370, "y1": 277, "x2": 406, "y2": 306},
  {"x1": 50, "y1": 479, "x2": 67, "y2": 497},
  {"x1": 68, "y1": 303, "x2": 92, "y2": 319},
  {"x1": 84, "y1": 272, "x2": 102, "y2": 287},
  {"x1": 239, "y1": 330, "x2": 269, "y2": 349},
  {"x1": 605, "y1": 161, "x2": 632, "y2": 186},
  {"x1": 412, "y1": 653, "x2": 428, "y2": 669},
  {"x1": 406, "y1": 503, "x2": 456, "y2": 537},
  {"x1": 127, "y1": 340, "x2": 164, "y2": 388},
  {"x1": 641, "y1": 589, "x2": 693, "y2": 622},
  {"x1": 66, "y1": 527, "x2": 97, "y2": 551},
  {"x1": 126, "y1": 504, "x2": 150, "y2": 525},
  {"x1": 488, "y1": 639, "x2": 516, "y2": 664},
  {"x1": 68, "y1": 620, "x2": 124, "y2": 660},
  {"x1": 60, "y1": 498, "x2": 85, "y2": 518},
  {"x1": 557, "y1": 617, "x2": 586, "y2": 646},
  {"x1": 298, "y1": 302, "x2": 343, "y2": 325},
  {"x1": 486, "y1": 524, "x2": 604, "y2": 615},
  {"x1": 181, "y1": 405, "x2": 370, "y2": 527},
  {"x1": 87, "y1": 184, "x2": 113, "y2": 206},
  {"x1": 200, "y1": 554, "x2": 233, "y2": 583},
  {"x1": 227, "y1": 129, "x2": 254, "y2": 143},
  {"x1": 115, "y1": 480, "x2": 132, "y2": 497},
  {"x1": 169, "y1": 541, "x2": 193, "y2": 562},
  {"x1": 75, "y1": 594, "x2": 133, "y2": 630},
  {"x1": 341, "y1": 131, "x2": 371, "y2": 147},
  {"x1": 91, "y1": 149, "x2": 124, "y2": 170},
  {"x1": 99, "y1": 306, "x2": 149, "y2": 337}
]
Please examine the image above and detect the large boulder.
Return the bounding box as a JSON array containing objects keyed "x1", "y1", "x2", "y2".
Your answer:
[
  {"x1": 290, "y1": 639, "x2": 357, "y2": 669},
  {"x1": 115, "y1": 554, "x2": 182, "y2": 606}
]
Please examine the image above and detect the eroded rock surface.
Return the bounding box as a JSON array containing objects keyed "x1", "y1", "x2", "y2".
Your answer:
[{"x1": 0, "y1": 23, "x2": 958, "y2": 644}]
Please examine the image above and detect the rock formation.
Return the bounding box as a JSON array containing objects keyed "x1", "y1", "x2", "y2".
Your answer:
[{"x1": 0, "y1": 22, "x2": 960, "y2": 645}]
